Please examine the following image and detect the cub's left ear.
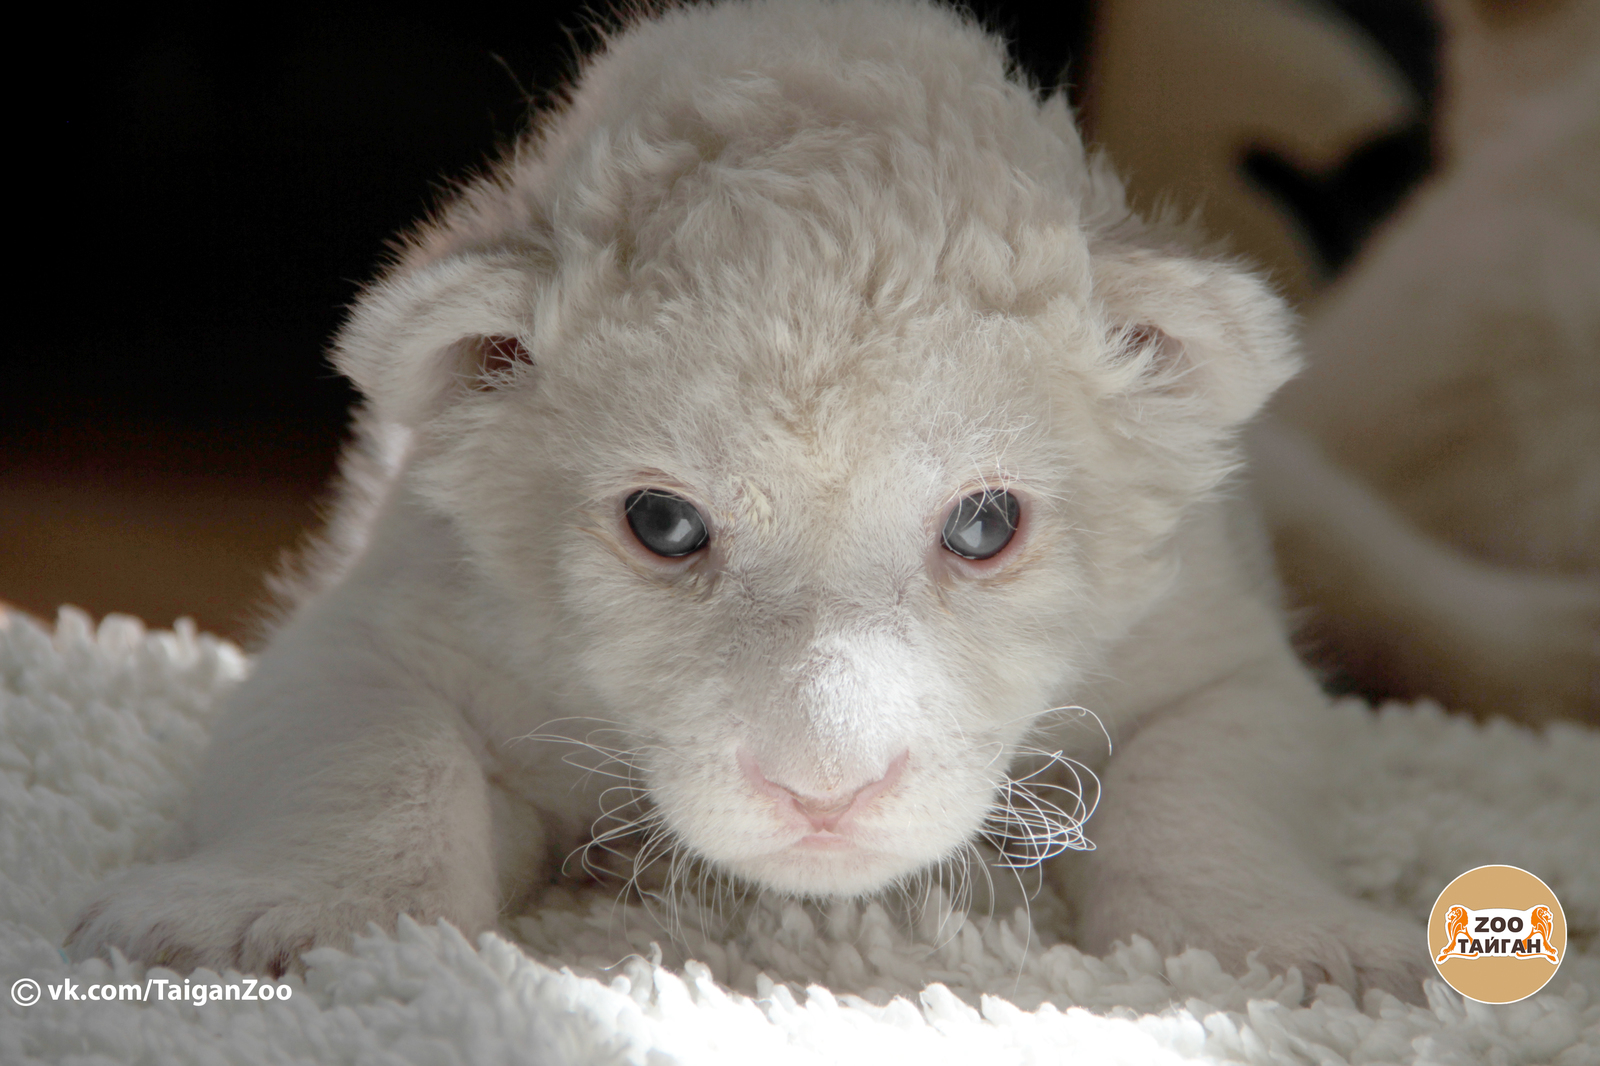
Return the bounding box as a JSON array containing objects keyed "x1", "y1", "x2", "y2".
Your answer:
[
  {"x1": 1091, "y1": 247, "x2": 1301, "y2": 428},
  {"x1": 333, "y1": 253, "x2": 538, "y2": 426}
]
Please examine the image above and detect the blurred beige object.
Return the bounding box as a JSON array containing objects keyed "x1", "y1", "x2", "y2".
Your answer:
[
  {"x1": 1435, "y1": 0, "x2": 1600, "y2": 157},
  {"x1": 1281, "y1": 0, "x2": 1600, "y2": 569},
  {"x1": 1086, "y1": 0, "x2": 1415, "y2": 303},
  {"x1": 1259, "y1": 0, "x2": 1600, "y2": 722}
]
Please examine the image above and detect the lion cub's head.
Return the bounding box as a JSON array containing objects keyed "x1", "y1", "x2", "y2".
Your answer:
[{"x1": 335, "y1": 0, "x2": 1297, "y2": 897}]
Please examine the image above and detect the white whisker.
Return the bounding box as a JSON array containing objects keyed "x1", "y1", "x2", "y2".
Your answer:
[{"x1": 981, "y1": 741, "x2": 1101, "y2": 877}]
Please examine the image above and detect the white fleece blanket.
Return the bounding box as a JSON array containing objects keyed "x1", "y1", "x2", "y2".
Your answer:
[{"x1": 2, "y1": 607, "x2": 1597, "y2": 1065}]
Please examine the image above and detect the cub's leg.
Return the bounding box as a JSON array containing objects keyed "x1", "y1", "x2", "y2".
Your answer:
[
  {"x1": 68, "y1": 606, "x2": 539, "y2": 976},
  {"x1": 1060, "y1": 653, "x2": 1429, "y2": 1003}
]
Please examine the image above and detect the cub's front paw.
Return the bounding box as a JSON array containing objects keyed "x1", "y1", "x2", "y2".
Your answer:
[
  {"x1": 68, "y1": 858, "x2": 458, "y2": 976},
  {"x1": 1225, "y1": 904, "x2": 1430, "y2": 1004},
  {"x1": 1079, "y1": 889, "x2": 1429, "y2": 1004}
]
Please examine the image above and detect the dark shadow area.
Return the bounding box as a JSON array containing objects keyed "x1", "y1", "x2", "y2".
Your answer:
[
  {"x1": 1243, "y1": 0, "x2": 1438, "y2": 273},
  {"x1": 7, "y1": 3, "x2": 601, "y2": 633}
]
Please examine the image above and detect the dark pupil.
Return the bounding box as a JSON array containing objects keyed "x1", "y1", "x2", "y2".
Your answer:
[
  {"x1": 625, "y1": 490, "x2": 709, "y2": 557},
  {"x1": 941, "y1": 490, "x2": 1019, "y2": 560}
]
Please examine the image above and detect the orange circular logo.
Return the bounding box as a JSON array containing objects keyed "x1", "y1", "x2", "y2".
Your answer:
[{"x1": 1429, "y1": 865, "x2": 1565, "y2": 1003}]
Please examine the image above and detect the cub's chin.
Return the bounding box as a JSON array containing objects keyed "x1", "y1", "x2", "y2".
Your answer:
[
  {"x1": 683, "y1": 815, "x2": 985, "y2": 898},
  {"x1": 717, "y1": 843, "x2": 938, "y2": 898}
]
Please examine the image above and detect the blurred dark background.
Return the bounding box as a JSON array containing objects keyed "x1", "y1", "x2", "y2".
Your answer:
[{"x1": 1, "y1": 0, "x2": 1435, "y2": 640}]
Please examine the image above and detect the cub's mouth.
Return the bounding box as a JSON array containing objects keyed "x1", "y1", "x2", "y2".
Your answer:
[
  {"x1": 697, "y1": 747, "x2": 952, "y2": 897},
  {"x1": 569, "y1": 740, "x2": 1098, "y2": 901}
]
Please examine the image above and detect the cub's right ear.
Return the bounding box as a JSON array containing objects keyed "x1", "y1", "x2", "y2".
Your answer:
[
  {"x1": 1091, "y1": 246, "x2": 1301, "y2": 431},
  {"x1": 333, "y1": 254, "x2": 538, "y2": 426}
]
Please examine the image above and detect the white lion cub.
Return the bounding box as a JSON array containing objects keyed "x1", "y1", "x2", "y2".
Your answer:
[{"x1": 70, "y1": 0, "x2": 1426, "y2": 999}]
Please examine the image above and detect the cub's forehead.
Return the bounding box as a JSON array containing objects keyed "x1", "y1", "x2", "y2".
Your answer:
[
  {"x1": 407, "y1": 0, "x2": 1127, "y2": 509},
  {"x1": 534, "y1": 294, "x2": 1069, "y2": 512},
  {"x1": 411, "y1": 0, "x2": 1114, "y2": 315}
]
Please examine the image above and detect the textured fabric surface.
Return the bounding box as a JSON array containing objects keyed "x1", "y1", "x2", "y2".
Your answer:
[{"x1": 2, "y1": 607, "x2": 1597, "y2": 1064}]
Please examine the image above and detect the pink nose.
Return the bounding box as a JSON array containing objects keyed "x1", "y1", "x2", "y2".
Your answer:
[
  {"x1": 739, "y1": 749, "x2": 909, "y2": 832},
  {"x1": 787, "y1": 790, "x2": 854, "y2": 828}
]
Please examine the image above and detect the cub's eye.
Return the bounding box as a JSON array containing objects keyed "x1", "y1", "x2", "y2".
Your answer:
[
  {"x1": 625, "y1": 489, "x2": 710, "y2": 557},
  {"x1": 940, "y1": 490, "x2": 1020, "y2": 560}
]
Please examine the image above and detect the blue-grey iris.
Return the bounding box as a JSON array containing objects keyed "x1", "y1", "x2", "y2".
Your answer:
[
  {"x1": 625, "y1": 490, "x2": 709, "y2": 557},
  {"x1": 941, "y1": 490, "x2": 1019, "y2": 560}
]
